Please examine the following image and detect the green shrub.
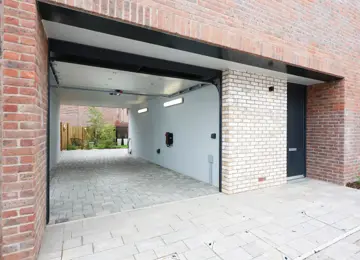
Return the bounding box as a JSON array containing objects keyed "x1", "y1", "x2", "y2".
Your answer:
[
  {"x1": 98, "y1": 139, "x2": 114, "y2": 149},
  {"x1": 117, "y1": 145, "x2": 128, "y2": 149},
  {"x1": 67, "y1": 144, "x2": 78, "y2": 150},
  {"x1": 100, "y1": 125, "x2": 115, "y2": 141},
  {"x1": 87, "y1": 107, "x2": 105, "y2": 144},
  {"x1": 94, "y1": 144, "x2": 128, "y2": 150},
  {"x1": 95, "y1": 143, "x2": 106, "y2": 149}
]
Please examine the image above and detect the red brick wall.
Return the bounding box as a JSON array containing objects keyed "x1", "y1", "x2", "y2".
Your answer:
[
  {"x1": 307, "y1": 81, "x2": 345, "y2": 184},
  {"x1": 47, "y1": 0, "x2": 354, "y2": 76},
  {"x1": 0, "y1": 0, "x2": 4, "y2": 258},
  {"x1": 344, "y1": 73, "x2": 360, "y2": 183},
  {"x1": 0, "y1": 0, "x2": 48, "y2": 259},
  {"x1": 33, "y1": 13, "x2": 48, "y2": 260},
  {"x1": 60, "y1": 105, "x2": 129, "y2": 127}
]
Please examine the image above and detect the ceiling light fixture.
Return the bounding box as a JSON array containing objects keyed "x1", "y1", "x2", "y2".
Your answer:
[
  {"x1": 164, "y1": 98, "x2": 184, "y2": 108},
  {"x1": 109, "y1": 89, "x2": 123, "y2": 96},
  {"x1": 138, "y1": 108, "x2": 148, "y2": 114}
]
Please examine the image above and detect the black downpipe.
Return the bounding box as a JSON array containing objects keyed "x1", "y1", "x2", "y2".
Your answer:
[
  {"x1": 46, "y1": 48, "x2": 51, "y2": 224},
  {"x1": 304, "y1": 87, "x2": 307, "y2": 177},
  {"x1": 214, "y1": 76, "x2": 222, "y2": 192}
]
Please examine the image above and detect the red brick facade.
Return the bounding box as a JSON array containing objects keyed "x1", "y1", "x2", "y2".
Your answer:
[
  {"x1": 1, "y1": 0, "x2": 48, "y2": 259},
  {"x1": 1, "y1": 0, "x2": 359, "y2": 259},
  {"x1": 60, "y1": 105, "x2": 129, "y2": 127},
  {"x1": 307, "y1": 81, "x2": 345, "y2": 184}
]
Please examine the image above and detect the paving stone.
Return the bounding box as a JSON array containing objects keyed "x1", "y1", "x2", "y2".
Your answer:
[
  {"x1": 62, "y1": 244, "x2": 93, "y2": 260},
  {"x1": 184, "y1": 245, "x2": 216, "y2": 260},
  {"x1": 63, "y1": 237, "x2": 82, "y2": 250},
  {"x1": 220, "y1": 247, "x2": 253, "y2": 260},
  {"x1": 161, "y1": 227, "x2": 200, "y2": 244},
  {"x1": 83, "y1": 231, "x2": 112, "y2": 244},
  {"x1": 72, "y1": 244, "x2": 138, "y2": 260},
  {"x1": 134, "y1": 250, "x2": 157, "y2": 260},
  {"x1": 41, "y1": 178, "x2": 360, "y2": 260},
  {"x1": 154, "y1": 241, "x2": 189, "y2": 258},
  {"x1": 242, "y1": 239, "x2": 272, "y2": 257},
  {"x1": 135, "y1": 237, "x2": 165, "y2": 252},
  {"x1": 322, "y1": 241, "x2": 360, "y2": 259},
  {"x1": 211, "y1": 235, "x2": 246, "y2": 254},
  {"x1": 93, "y1": 238, "x2": 124, "y2": 252},
  {"x1": 287, "y1": 237, "x2": 317, "y2": 254},
  {"x1": 49, "y1": 149, "x2": 218, "y2": 224}
]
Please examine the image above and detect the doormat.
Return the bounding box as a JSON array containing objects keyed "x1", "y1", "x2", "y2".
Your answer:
[{"x1": 157, "y1": 253, "x2": 180, "y2": 260}]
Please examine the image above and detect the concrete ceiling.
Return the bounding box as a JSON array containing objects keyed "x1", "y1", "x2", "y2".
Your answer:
[
  {"x1": 52, "y1": 61, "x2": 204, "y2": 96},
  {"x1": 51, "y1": 61, "x2": 205, "y2": 108},
  {"x1": 55, "y1": 87, "x2": 149, "y2": 108}
]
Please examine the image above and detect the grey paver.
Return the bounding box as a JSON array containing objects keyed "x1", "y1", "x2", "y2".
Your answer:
[
  {"x1": 135, "y1": 237, "x2": 165, "y2": 252},
  {"x1": 134, "y1": 250, "x2": 157, "y2": 260},
  {"x1": 184, "y1": 245, "x2": 216, "y2": 260},
  {"x1": 40, "y1": 179, "x2": 360, "y2": 260},
  {"x1": 220, "y1": 247, "x2": 253, "y2": 260},
  {"x1": 50, "y1": 149, "x2": 218, "y2": 224},
  {"x1": 63, "y1": 237, "x2": 82, "y2": 250},
  {"x1": 93, "y1": 238, "x2": 124, "y2": 253},
  {"x1": 62, "y1": 244, "x2": 93, "y2": 260}
]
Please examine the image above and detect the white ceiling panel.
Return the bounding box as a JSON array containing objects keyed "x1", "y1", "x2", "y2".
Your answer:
[
  {"x1": 55, "y1": 87, "x2": 148, "y2": 108},
  {"x1": 44, "y1": 20, "x2": 324, "y2": 86},
  {"x1": 52, "y1": 61, "x2": 203, "y2": 96}
]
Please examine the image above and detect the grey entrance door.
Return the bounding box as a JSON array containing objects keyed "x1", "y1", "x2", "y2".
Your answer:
[{"x1": 287, "y1": 83, "x2": 306, "y2": 177}]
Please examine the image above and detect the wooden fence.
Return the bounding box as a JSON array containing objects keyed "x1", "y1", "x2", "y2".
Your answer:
[{"x1": 60, "y1": 122, "x2": 89, "y2": 150}]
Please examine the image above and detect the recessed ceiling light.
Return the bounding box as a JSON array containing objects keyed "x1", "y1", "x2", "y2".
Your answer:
[
  {"x1": 138, "y1": 108, "x2": 148, "y2": 114},
  {"x1": 164, "y1": 98, "x2": 184, "y2": 108}
]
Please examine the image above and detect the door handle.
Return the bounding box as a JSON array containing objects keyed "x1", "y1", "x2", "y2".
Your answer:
[{"x1": 289, "y1": 148, "x2": 297, "y2": 152}]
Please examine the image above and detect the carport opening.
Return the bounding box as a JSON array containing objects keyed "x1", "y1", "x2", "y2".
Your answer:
[{"x1": 48, "y1": 63, "x2": 221, "y2": 224}]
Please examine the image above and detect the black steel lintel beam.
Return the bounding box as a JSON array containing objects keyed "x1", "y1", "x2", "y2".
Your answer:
[
  {"x1": 49, "y1": 39, "x2": 221, "y2": 83},
  {"x1": 49, "y1": 62, "x2": 59, "y2": 86},
  {"x1": 38, "y1": 0, "x2": 343, "y2": 82}
]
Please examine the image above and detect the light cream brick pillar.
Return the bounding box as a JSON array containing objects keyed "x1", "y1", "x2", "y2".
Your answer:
[{"x1": 222, "y1": 70, "x2": 287, "y2": 194}]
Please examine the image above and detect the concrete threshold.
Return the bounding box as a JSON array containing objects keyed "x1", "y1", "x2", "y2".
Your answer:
[{"x1": 47, "y1": 192, "x2": 222, "y2": 227}]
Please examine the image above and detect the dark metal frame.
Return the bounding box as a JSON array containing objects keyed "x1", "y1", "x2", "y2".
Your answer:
[
  {"x1": 49, "y1": 39, "x2": 220, "y2": 83},
  {"x1": 304, "y1": 86, "x2": 307, "y2": 178},
  {"x1": 214, "y1": 78, "x2": 223, "y2": 192},
  {"x1": 46, "y1": 50, "x2": 51, "y2": 224},
  {"x1": 287, "y1": 83, "x2": 307, "y2": 178}
]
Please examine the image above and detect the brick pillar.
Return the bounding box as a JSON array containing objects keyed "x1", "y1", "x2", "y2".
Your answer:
[
  {"x1": 222, "y1": 70, "x2": 287, "y2": 194},
  {"x1": 1, "y1": 0, "x2": 48, "y2": 259},
  {"x1": 306, "y1": 81, "x2": 345, "y2": 184},
  {"x1": 344, "y1": 75, "x2": 360, "y2": 184},
  {"x1": 1, "y1": 0, "x2": 4, "y2": 258}
]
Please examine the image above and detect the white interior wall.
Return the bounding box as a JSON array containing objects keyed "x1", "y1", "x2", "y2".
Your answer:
[
  {"x1": 49, "y1": 87, "x2": 61, "y2": 172},
  {"x1": 129, "y1": 86, "x2": 220, "y2": 187}
]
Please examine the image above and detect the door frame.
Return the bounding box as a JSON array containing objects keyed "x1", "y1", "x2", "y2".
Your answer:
[{"x1": 287, "y1": 83, "x2": 307, "y2": 178}]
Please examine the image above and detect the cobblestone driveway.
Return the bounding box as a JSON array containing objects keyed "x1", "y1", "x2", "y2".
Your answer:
[
  {"x1": 50, "y1": 149, "x2": 218, "y2": 224},
  {"x1": 41, "y1": 179, "x2": 360, "y2": 260}
]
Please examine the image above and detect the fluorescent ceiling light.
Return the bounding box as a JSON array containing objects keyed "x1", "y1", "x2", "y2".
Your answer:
[
  {"x1": 164, "y1": 98, "x2": 184, "y2": 108},
  {"x1": 138, "y1": 108, "x2": 148, "y2": 114}
]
